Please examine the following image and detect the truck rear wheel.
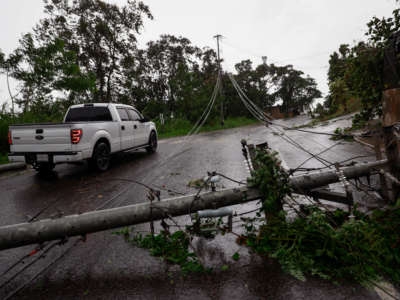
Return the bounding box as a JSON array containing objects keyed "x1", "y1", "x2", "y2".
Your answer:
[
  {"x1": 35, "y1": 162, "x2": 55, "y2": 174},
  {"x1": 90, "y1": 142, "x2": 110, "y2": 171}
]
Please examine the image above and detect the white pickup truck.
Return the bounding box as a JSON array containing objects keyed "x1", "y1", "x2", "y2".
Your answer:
[{"x1": 8, "y1": 103, "x2": 157, "y2": 172}]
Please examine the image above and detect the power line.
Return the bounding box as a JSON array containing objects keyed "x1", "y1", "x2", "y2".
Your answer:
[
  {"x1": 4, "y1": 239, "x2": 81, "y2": 300},
  {"x1": 227, "y1": 73, "x2": 334, "y2": 167}
]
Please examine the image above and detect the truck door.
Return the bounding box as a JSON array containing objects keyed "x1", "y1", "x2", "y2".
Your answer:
[
  {"x1": 127, "y1": 109, "x2": 147, "y2": 146},
  {"x1": 117, "y1": 108, "x2": 134, "y2": 149}
]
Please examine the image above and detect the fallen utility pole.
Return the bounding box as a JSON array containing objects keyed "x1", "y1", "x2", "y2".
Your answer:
[
  {"x1": 290, "y1": 159, "x2": 387, "y2": 191},
  {"x1": 0, "y1": 159, "x2": 387, "y2": 251}
]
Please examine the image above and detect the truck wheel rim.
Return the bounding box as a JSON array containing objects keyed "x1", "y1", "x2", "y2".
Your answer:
[{"x1": 151, "y1": 134, "x2": 157, "y2": 149}]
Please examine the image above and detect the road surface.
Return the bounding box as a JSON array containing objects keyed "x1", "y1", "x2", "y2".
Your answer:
[{"x1": 0, "y1": 114, "x2": 391, "y2": 299}]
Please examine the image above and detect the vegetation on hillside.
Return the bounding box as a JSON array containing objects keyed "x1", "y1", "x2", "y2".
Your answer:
[{"x1": 317, "y1": 6, "x2": 400, "y2": 126}]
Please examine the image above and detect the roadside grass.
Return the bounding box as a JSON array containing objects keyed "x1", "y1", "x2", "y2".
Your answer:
[
  {"x1": 0, "y1": 153, "x2": 8, "y2": 165},
  {"x1": 156, "y1": 117, "x2": 259, "y2": 139}
]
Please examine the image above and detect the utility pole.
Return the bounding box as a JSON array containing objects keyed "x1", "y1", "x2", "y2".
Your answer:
[
  {"x1": 214, "y1": 34, "x2": 224, "y2": 126},
  {"x1": 262, "y1": 56, "x2": 267, "y2": 65}
]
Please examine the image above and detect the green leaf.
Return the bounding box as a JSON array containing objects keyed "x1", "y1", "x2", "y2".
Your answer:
[{"x1": 232, "y1": 252, "x2": 240, "y2": 261}]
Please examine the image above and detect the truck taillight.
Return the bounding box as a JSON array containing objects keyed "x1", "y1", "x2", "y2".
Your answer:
[
  {"x1": 71, "y1": 129, "x2": 83, "y2": 144},
  {"x1": 8, "y1": 131, "x2": 12, "y2": 145}
]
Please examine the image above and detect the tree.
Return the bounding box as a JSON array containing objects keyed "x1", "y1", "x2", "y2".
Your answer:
[
  {"x1": 343, "y1": 42, "x2": 383, "y2": 117},
  {"x1": 0, "y1": 49, "x2": 4, "y2": 68},
  {"x1": 325, "y1": 7, "x2": 400, "y2": 120},
  {"x1": 327, "y1": 44, "x2": 350, "y2": 83},
  {"x1": 226, "y1": 60, "x2": 286, "y2": 118},
  {"x1": 274, "y1": 65, "x2": 321, "y2": 114},
  {"x1": 3, "y1": 0, "x2": 153, "y2": 111},
  {"x1": 314, "y1": 102, "x2": 325, "y2": 116},
  {"x1": 329, "y1": 78, "x2": 350, "y2": 113},
  {"x1": 4, "y1": 34, "x2": 96, "y2": 113},
  {"x1": 142, "y1": 35, "x2": 203, "y2": 117}
]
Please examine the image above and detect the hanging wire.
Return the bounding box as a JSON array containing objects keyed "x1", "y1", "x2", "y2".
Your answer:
[
  {"x1": 227, "y1": 73, "x2": 334, "y2": 167},
  {"x1": 3, "y1": 238, "x2": 82, "y2": 300}
]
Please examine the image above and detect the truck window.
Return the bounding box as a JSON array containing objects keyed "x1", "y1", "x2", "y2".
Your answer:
[
  {"x1": 65, "y1": 107, "x2": 113, "y2": 122},
  {"x1": 117, "y1": 108, "x2": 130, "y2": 121},
  {"x1": 127, "y1": 109, "x2": 141, "y2": 121}
]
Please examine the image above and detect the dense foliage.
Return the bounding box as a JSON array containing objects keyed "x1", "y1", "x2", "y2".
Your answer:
[
  {"x1": 247, "y1": 150, "x2": 291, "y2": 219},
  {"x1": 246, "y1": 205, "x2": 400, "y2": 285},
  {"x1": 0, "y1": 0, "x2": 322, "y2": 155},
  {"x1": 323, "y1": 7, "x2": 400, "y2": 122},
  {"x1": 244, "y1": 150, "x2": 400, "y2": 286}
]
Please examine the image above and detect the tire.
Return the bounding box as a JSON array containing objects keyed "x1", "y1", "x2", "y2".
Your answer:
[
  {"x1": 35, "y1": 162, "x2": 55, "y2": 174},
  {"x1": 90, "y1": 142, "x2": 111, "y2": 171},
  {"x1": 146, "y1": 131, "x2": 158, "y2": 154}
]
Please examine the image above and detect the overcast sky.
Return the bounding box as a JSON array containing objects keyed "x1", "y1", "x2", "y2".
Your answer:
[{"x1": 0, "y1": 0, "x2": 397, "y2": 108}]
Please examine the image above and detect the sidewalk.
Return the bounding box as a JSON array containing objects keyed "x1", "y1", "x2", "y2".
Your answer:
[{"x1": 0, "y1": 162, "x2": 26, "y2": 173}]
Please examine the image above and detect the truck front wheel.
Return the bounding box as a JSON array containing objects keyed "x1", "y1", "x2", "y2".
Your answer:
[
  {"x1": 90, "y1": 142, "x2": 110, "y2": 171},
  {"x1": 146, "y1": 131, "x2": 157, "y2": 154}
]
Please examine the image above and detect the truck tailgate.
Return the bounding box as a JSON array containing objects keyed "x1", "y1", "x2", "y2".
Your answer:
[{"x1": 10, "y1": 124, "x2": 73, "y2": 153}]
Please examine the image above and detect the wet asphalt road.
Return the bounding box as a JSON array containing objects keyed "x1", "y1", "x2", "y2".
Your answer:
[{"x1": 0, "y1": 115, "x2": 386, "y2": 299}]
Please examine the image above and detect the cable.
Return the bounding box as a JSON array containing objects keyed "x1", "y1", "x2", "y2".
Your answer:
[
  {"x1": 0, "y1": 245, "x2": 43, "y2": 278},
  {"x1": 290, "y1": 155, "x2": 375, "y2": 173},
  {"x1": 229, "y1": 77, "x2": 343, "y2": 213},
  {"x1": 94, "y1": 183, "x2": 136, "y2": 211},
  {"x1": 225, "y1": 60, "x2": 354, "y2": 168},
  {"x1": 104, "y1": 178, "x2": 186, "y2": 196},
  {"x1": 0, "y1": 64, "x2": 317, "y2": 297},
  {"x1": 188, "y1": 175, "x2": 212, "y2": 217},
  {"x1": 0, "y1": 241, "x2": 61, "y2": 290},
  {"x1": 213, "y1": 172, "x2": 246, "y2": 185},
  {"x1": 270, "y1": 122, "x2": 362, "y2": 139},
  {"x1": 270, "y1": 127, "x2": 333, "y2": 167},
  {"x1": 291, "y1": 142, "x2": 342, "y2": 173},
  {"x1": 4, "y1": 238, "x2": 81, "y2": 300},
  {"x1": 228, "y1": 72, "x2": 334, "y2": 168},
  {"x1": 235, "y1": 207, "x2": 262, "y2": 217},
  {"x1": 95, "y1": 74, "x2": 222, "y2": 210},
  {"x1": 187, "y1": 73, "x2": 221, "y2": 136},
  {"x1": 0, "y1": 194, "x2": 68, "y2": 279},
  {"x1": 134, "y1": 72, "x2": 222, "y2": 202}
]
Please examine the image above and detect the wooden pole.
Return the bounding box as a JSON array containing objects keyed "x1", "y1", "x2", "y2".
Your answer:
[{"x1": 382, "y1": 89, "x2": 400, "y2": 202}]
